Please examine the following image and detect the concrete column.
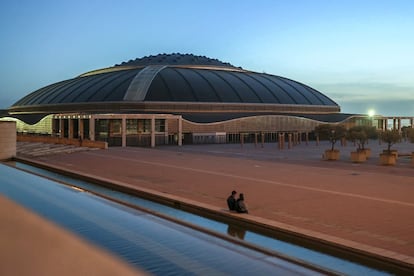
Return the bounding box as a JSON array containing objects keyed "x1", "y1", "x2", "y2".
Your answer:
[
  {"x1": 59, "y1": 118, "x2": 64, "y2": 138},
  {"x1": 164, "y1": 119, "x2": 169, "y2": 145},
  {"x1": 151, "y1": 116, "x2": 155, "y2": 148},
  {"x1": 89, "y1": 117, "x2": 95, "y2": 141},
  {"x1": 78, "y1": 118, "x2": 84, "y2": 140},
  {"x1": 68, "y1": 119, "x2": 73, "y2": 139},
  {"x1": 305, "y1": 132, "x2": 309, "y2": 145},
  {"x1": 397, "y1": 118, "x2": 402, "y2": 132},
  {"x1": 261, "y1": 132, "x2": 265, "y2": 148},
  {"x1": 410, "y1": 118, "x2": 414, "y2": 128},
  {"x1": 254, "y1": 133, "x2": 258, "y2": 148},
  {"x1": 288, "y1": 133, "x2": 292, "y2": 149},
  {"x1": 178, "y1": 116, "x2": 182, "y2": 146},
  {"x1": 279, "y1": 133, "x2": 285, "y2": 150},
  {"x1": 278, "y1": 134, "x2": 282, "y2": 150},
  {"x1": 122, "y1": 117, "x2": 127, "y2": 147},
  {"x1": 0, "y1": 121, "x2": 16, "y2": 160},
  {"x1": 240, "y1": 133, "x2": 244, "y2": 148}
]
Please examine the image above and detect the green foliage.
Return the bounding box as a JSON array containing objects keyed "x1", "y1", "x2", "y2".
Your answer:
[
  {"x1": 402, "y1": 127, "x2": 414, "y2": 143},
  {"x1": 315, "y1": 124, "x2": 347, "y2": 151},
  {"x1": 380, "y1": 130, "x2": 402, "y2": 153},
  {"x1": 347, "y1": 125, "x2": 378, "y2": 150}
]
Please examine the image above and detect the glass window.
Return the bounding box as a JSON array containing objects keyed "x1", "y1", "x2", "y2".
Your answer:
[
  {"x1": 138, "y1": 119, "x2": 151, "y2": 133},
  {"x1": 155, "y1": 119, "x2": 165, "y2": 132},
  {"x1": 109, "y1": 119, "x2": 122, "y2": 136},
  {"x1": 96, "y1": 119, "x2": 109, "y2": 139},
  {"x1": 126, "y1": 119, "x2": 138, "y2": 135}
]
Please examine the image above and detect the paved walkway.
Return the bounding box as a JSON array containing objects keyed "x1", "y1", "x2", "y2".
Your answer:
[{"x1": 26, "y1": 141, "x2": 414, "y2": 268}]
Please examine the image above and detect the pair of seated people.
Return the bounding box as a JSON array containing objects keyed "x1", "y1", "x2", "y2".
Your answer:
[{"x1": 227, "y1": 191, "x2": 248, "y2": 213}]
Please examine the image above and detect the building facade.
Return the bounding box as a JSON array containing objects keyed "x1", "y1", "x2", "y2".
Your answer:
[{"x1": 4, "y1": 53, "x2": 405, "y2": 147}]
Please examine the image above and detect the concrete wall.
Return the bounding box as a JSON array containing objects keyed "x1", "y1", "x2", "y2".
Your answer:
[{"x1": 0, "y1": 121, "x2": 16, "y2": 160}]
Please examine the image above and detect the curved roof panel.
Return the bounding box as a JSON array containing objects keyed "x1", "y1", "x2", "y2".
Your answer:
[
  {"x1": 145, "y1": 68, "x2": 338, "y2": 106},
  {"x1": 246, "y1": 73, "x2": 295, "y2": 104},
  {"x1": 10, "y1": 53, "x2": 339, "y2": 113},
  {"x1": 15, "y1": 69, "x2": 140, "y2": 106}
]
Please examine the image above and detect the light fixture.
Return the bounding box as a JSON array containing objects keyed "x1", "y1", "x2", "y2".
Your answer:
[{"x1": 368, "y1": 109, "x2": 375, "y2": 117}]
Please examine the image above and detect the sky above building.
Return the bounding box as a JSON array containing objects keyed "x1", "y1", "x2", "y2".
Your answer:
[{"x1": 1, "y1": 0, "x2": 413, "y2": 116}]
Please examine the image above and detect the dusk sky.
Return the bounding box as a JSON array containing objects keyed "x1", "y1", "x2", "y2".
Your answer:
[{"x1": 1, "y1": 0, "x2": 413, "y2": 116}]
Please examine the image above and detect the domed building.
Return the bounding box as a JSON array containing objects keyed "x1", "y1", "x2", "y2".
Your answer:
[{"x1": 4, "y1": 53, "x2": 368, "y2": 147}]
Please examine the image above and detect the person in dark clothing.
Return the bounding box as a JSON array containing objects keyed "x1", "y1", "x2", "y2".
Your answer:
[
  {"x1": 236, "y1": 193, "x2": 248, "y2": 213},
  {"x1": 227, "y1": 190, "x2": 237, "y2": 211}
]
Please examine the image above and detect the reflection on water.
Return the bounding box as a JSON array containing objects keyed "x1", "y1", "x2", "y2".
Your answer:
[
  {"x1": 0, "y1": 164, "x2": 318, "y2": 275},
  {"x1": 227, "y1": 224, "x2": 246, "y2": 240},
  {"x1": 12, "y1": 162, "x2": 395, "y2": 275}
]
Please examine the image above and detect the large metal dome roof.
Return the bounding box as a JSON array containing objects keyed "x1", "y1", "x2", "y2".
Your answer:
[
  {"x1": 9, "y1": 53, "x2": 339, "y2": 115},
  {"x1": 114, "y1": 53, "x2": 239, "y2": 68}
]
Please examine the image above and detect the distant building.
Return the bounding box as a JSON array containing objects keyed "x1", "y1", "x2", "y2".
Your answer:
[{"x1": 3, "y1": 53, "x2": 381, "y2": 147}]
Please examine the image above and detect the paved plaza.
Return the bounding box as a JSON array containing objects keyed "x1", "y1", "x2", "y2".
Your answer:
[{"x1": 24, "y1": 139, "x2": 414, "y2": 268}]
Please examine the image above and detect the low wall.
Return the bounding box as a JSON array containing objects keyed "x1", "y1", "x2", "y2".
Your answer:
[
  {"x1": 0, "y1": 121, "x2": 16, "y2": 160},
  {"x1": 17, "y1": 134, "x2": 108, "y2": 149}
]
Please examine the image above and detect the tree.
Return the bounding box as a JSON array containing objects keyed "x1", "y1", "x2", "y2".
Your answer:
[
  {"x1": 315, "y1": 124, "x2": 347, "y2": 151},
  {"x1": 347, "y1": 125, "x2": 378, "y2": 151},
  {"x1": 402, "y1": 127, "x2": 414, "y2": 143},
  {"x1": 380, "y1": 130, "x2": 401, "y2": 153}
]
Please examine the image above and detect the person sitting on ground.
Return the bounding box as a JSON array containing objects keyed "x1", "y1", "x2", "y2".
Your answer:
[
  {"x1": 236, "y1": 193, "x2": 248, "y2": 213},
  {"x1": 227, "y1": 190, "x2": 237, "y2": 211}
]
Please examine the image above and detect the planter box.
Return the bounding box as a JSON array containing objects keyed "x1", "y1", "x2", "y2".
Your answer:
[
  {"x1": 382, "y1": 149, "x2": 398, "y2": 159},
  {"x1": 412, "y1": 152, "x2": 414, "y2": 166},
  {"x1": 360, "y1": 148, "x2": 371, "y2": 158},
  {"x1": 324, "y1": 149, "x2": 340, "y2": 160},
  {"x1": 351, "y1": 151, "x2": 367, "y2": 163},
  {"x1": 379, "y1": 153, "x2": 397, "y2": 166}
]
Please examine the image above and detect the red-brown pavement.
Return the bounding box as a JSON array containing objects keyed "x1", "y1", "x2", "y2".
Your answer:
[{"x1": 31, "y1": 143, "x2": 414, "y2": 266}]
